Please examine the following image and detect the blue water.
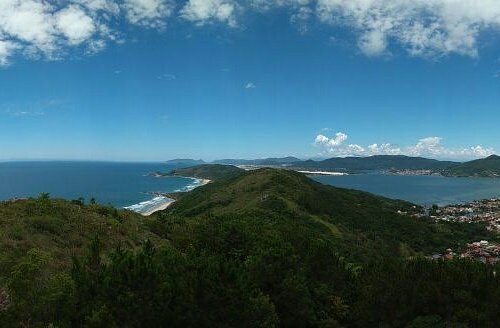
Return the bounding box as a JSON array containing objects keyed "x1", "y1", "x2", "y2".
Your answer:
[
  {"x1": 0, "y1": 161, "x2": 197, "y2": 210},
  {"x1": 312, "y1": 174, "x2": 500, "y2": 206},
  {"x1": 2, "y1": 162, "x2": 500, "y2": 210}
]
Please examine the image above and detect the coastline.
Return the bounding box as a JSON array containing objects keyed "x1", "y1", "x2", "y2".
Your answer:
[
  {"x1": 140, "y1": 197, "x2": 177, "y2": 216},
  {"x1": 126, "y1": 177, "x2": 211, "y2": 216},
  {"x1": 298, "y1": 170, "x2": 347, "y2": 176}
]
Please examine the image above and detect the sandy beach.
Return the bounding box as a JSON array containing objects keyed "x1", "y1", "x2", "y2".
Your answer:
[
  {"x1": 140, "y1": 198, "x2": 176, "y2": 216},
  {"x1": 297, "y1": 170, "x2": 347, "y2": 176},
  {"x1": 139, "y1": 177, "x2": 211, "y2": 216}
]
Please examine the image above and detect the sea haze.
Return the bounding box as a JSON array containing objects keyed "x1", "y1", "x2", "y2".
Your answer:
[
  {"x1": 0, "y1": 161, "x2": 197, "y2": 210},
  {"x1": 312, "y1": 173, "x2": 500, "y2": 206}
]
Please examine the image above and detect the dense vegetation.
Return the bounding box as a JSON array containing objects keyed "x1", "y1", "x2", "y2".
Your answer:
[
  {"x1": 442, "y1": 155, "x2": 500, "y2": 177},
  {"x1": 213, "y1": 156, "x2": 301, "y2": 166},
  {"x1": 168, "y1": 164, "x2": 245, "y2": 181},
  {"x1": 292, "y1": 155, "x2": 458, "y2": 172},
  {"x1": 0, "y1": 168, "x2": 499, "y2": 327}
]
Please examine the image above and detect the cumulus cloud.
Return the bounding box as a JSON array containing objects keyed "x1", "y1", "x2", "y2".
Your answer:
[
  {"x1": 55, "y1": 6, "x2": 96, "y2": 45},
  {"x1": 180, "y1": 0, "x2": 237, "y2": 27},
  {"x1": 0, "y1": 0, "x2": 173, "y2": 66},
  {"x1": 3, "y1": 0, "x2": 500, "y2": 65},
  {"x1": 314, "y1": 132, "x2": 496, "y2": 159},
  {"x1": 316, "y1": 0, "x2": 500, "y2": 57},
  {"x1": 123, "y1": 0, "x2": 174, "y2": 28},
  {"x1": 245, "y1": 82, "x2": 256, "y2": 89}
]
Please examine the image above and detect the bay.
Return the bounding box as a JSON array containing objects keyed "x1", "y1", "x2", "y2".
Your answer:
[{"x1": 312, "y1": 173, "x2": 500, "y2": 206}]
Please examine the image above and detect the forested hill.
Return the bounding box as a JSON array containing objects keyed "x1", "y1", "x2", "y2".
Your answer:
[
  {"x1": 168, "y1": 164, "x2": 245, "y2": 181},
  {"x1": 1, "y1": 168, "x2": 499, "y2": 327},
  {"x1": 164, "y1": 168, "x2": 490, "y2": 260},
  {"x1": 291, "y1": 155, "x2": 458, "y2": 172},
  {"x1": 442, "y1": 155, "x2": 500, "y2": 177}
]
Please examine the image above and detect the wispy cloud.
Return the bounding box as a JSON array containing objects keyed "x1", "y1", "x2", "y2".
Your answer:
[
  {"x1": 244, "y1": 82, "x2": 256, "y2": 89},
  {"x1": 157, "y1": 73, "x2": 176, "y2": 80},
  {"x1": 314, "y1": 132, "x2": 496, "y2": 160},
  {"x1": 4, "y1": 109, "x2": 45, "y2": 117},
  {"x1": 2, "y1": 99, "x2": 64, "y2": 117}
]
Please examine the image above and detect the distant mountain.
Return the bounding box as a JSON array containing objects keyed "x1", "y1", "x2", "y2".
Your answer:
[
  {"x1": 442, "y1": 155, "x2": 500, "y2": 177},
  {"x1": 165, "y1": 159, "x2": 205, "y2": 165},
  {"x1": 166, "y1": 155, "x2": 500, "y2": 178},
  {"x1": 291, "y1": 155, "x2": 459, "y2": 172},
  {"x1": 213, "y1": 156, "x2": 302, "y2": 166}
]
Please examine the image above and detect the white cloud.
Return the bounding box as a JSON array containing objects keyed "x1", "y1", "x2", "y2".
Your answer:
[
  {"x1": 3, "y1": 0, "x2": 500, "y2": 65},
  {"x1": 316, "y1": 0, "x2": 500, "y2": 58},
  {"x1": 55, "y1": 6, "x2": 96, "y2": 45},
  {"x1": 76, "y1": 0, "x2": 120, "y2": 15},
  {"x1": 0, "y1": 0, "x2": 57, "y2": 54},
  {"x1": 0, "y1": 0, "x2": 176, "y2": 65},
  {"x1": 158, "y1": 73, "x2": 177, "y2": 80},
  {"x1": 314, "y1": 132, "x2": 496, "y2": 159},
  {"x1": 181, "y1": 0, "x2": 237, "y2": 27},
  {"x1": 245, "y1": 82, "x2": 256, "y2": 89},
  {"x1": 251, "y1": 0, "x2": 311, "y2": 11},
  {"x1": 0, "y1": 40, "x2": 17, "y2": 66},
  {"x1": 314, "y1": 132, "x2": 348, "y2": 148},
  {"x1": 123, "y1": 0, "x2": 174, "y2": 28}
]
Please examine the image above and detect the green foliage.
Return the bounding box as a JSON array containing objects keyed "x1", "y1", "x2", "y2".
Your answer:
[
  {"x1": 3, "y1": 249, "x2": 75, "y2": 327},
  {"x1": 442, "y1": 155, "x2": 500, "y2": 177},
  {"x1": 296, "y1": 155, "x2": 457, "y2": 172},
  {"x1": 0, "y1": 168, "x2": 499, "y2": 327},
  {"x1": 354, "y1": 258, "x2": 500, "y2": 327},
  {"x1": 168, "y1": 164, "x2": 245, "y2": 181},
  {"x1": 71, "y1": 239, "x2": 279, "y2": 327}
]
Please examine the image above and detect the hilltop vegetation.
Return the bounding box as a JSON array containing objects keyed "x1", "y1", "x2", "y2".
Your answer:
[
  {"x1": 442, "y1": 155, "x2": 500, "y2": 177},
  {"x1": 165, "y1": 168, "x2": 492, "y2": 261},
  {"x1": 213, "y1": 156, "x2": 301, "y2": 166},
  {"x1": 168, "y1": 164, "x2": 245, "y2": 181},
  {"x1": 0, "y1": 168, "x2": 499, "y2": 327}
]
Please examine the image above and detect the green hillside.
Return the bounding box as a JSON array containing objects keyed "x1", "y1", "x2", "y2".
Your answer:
[
  {"x1": 0, "y1": 196, "x2": 161, "y2": 277},
  {"x1": 165, "y1": 168, "x2": 490, "y2": 260},
  {"x1": 442, "y1": 155, "x2": 500, "y2": 177},
  {"x1": 0, "y1": 169, "x2": 499, "y2": 327},
  {"x1": 168, "y1": 164, "x2": 245, "y2": 181},
  {"x1": 293, "y1": 155, "x2": 458, "y2": 172}
]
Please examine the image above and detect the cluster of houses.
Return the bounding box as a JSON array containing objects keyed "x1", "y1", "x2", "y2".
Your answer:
[
  {"x1": 388, "y1": 169, "x2": 435, "y2": 176},
  {"x1": 430, "y1": 241, "x2": 500, "y2": 265},
  {"x1": 431, "y1": 198, "x2": 500, "y2": 232}
]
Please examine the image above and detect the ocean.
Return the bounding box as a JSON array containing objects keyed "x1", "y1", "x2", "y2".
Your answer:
[
  {"x1": 2, "y1": 162, "x2": 500, "y2": 211},
  {"x1": 0, "y1": 161, "x2": 200, "y2": 214},
  {"x1": 312, "y1": 173, "x2": 500, "y2": 206}
]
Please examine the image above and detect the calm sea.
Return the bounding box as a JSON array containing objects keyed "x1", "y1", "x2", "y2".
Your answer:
[
  {"x1": 312, "y1": 173, "x2": 500, "y2": 206},
  {"x1": 0, "y1": 161, "x2": 197, "y2": 211},
  {"x1": 2, "y1": 162, "x2": 500, "y2": 209}
]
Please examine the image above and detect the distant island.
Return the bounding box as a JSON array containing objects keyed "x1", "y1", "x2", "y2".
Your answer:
[
  {"x1": 165, "y1": 158, "x2": 205, "y2": 165},
  {"x1": 165, "y1": 154, "x2": 500, "y2": 178}
]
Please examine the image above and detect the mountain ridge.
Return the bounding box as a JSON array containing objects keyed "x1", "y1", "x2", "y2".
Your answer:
[{"x1": 167, "y1": 154, "x2": 500, "y2": 177}]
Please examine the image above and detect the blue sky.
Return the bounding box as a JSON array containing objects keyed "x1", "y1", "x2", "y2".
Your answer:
[{"x1": 1, "y1": 0, "x2": 500, "y2": 161}]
